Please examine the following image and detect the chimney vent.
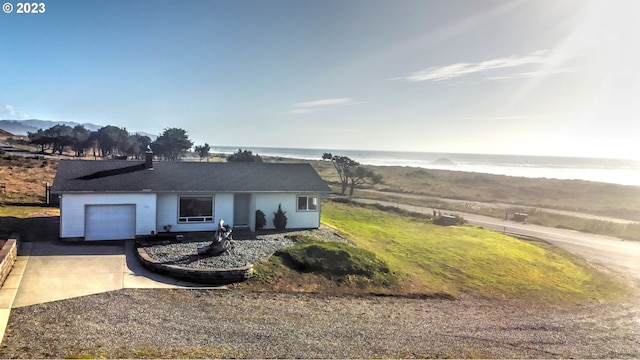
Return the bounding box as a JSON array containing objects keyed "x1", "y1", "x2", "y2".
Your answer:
[{"x1": 145, "y1": 146, "x2": 154, "y2": 170}]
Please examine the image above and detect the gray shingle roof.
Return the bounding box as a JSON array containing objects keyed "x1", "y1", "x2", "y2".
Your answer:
[{"x1": 51, "y1": 160, "x2": 331, "y2": 193}]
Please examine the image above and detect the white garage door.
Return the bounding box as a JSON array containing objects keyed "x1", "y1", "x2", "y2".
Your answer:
[{"x1": 85, "y1": 204, "x2": 136, "y2": 241}]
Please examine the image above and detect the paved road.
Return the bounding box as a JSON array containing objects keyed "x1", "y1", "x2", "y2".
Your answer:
[{"x1": 353, "y1": 198, "x2": 640, "y2": 288}]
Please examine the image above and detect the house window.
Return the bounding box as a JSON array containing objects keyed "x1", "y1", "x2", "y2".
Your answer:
[
  {"x1": 178, "y1": 196, "x2": 213, "y2": 223},
  {"x1": 297, "y1": 195, "x2": 318, "y2": 211}
]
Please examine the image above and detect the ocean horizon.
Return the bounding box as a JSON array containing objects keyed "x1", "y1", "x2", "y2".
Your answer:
[{"x1": 211, "y1": 146, "x2": 640, "y2": 187}]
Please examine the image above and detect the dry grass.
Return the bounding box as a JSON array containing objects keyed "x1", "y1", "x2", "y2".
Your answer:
[
  {"x1": 357, "y1": 165, "x2": 640, "y2": 221},
  {"x1": 0, "y1": 155, "x2": 57, "y2": 204}
]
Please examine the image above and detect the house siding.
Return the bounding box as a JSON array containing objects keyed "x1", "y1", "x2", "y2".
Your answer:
[
  {"x1": 156, "y1": 193, "x2": 234, "y2": 233},
  {"x1": 60, "y1": 191, "x2": 322, "y2": 239},
  {"x1": 59, "y1": 193, "x2": 156, "y2": 239},
  {"x1": 253, "y1": 193, "x2": 321, "y2": 230}
]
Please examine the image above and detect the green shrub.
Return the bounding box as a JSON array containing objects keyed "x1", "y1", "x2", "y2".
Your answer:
[
  {"x1": 226, "y1": 148, "x2": 263, "y2": 162},
  {"x1": 279, "y1": 241, "x2": 394, "y2": 282},
  {"x1": 273, "y1": 203, "x2": 287, "y2": 231},
  {"x1": 255, "y1": 210, "x2": 266, "y2": 230}
]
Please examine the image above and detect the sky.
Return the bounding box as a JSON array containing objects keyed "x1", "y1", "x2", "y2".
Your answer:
[{"x1": 1, "y1": 0, "x2": 638, "y2": 159}]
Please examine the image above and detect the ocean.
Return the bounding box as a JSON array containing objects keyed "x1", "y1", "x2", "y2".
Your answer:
[{"x1": 211, "y1": 146, "x2": 640, "y2": 187}]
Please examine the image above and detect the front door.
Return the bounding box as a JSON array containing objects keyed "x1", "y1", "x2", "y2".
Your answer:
[{"x1": 233, "y1": 194, "x2": 250, "y2": 227}]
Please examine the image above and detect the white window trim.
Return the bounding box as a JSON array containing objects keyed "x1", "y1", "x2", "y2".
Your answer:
[
  {"x1": 297, "y1": 195, "x2": 319, "y2": 212},
  {"x1": 178, "y1": 195, "x2": 214, "y2": 223}
]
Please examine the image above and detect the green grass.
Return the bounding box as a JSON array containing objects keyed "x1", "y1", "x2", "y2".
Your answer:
[
  {"x1": 320, "y1": 201, "x2": 627, "y2": 303},
  {"x1": 0, "y1": 205, "x2": 59, "y2": 218}
]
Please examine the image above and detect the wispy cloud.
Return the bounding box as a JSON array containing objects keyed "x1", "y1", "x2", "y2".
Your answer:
[
  {"x1": 398, "y1": 50, "x2": 549, "y2": 82},
  {"x1": 485, "y1": 67, "x2": 582, "y2": 80},
  {"x1": 289, "y1": 98, "x2": 355, "y2": 114},
  {"x1": 0, "y1": 105, "x2": 30, "y2": 120},
  {"x1": 293, "y1": 98, "x2": 353, "y2": 108},
  {"x1": 458, "y1": 115, "x2": 527, "y2": 121}
]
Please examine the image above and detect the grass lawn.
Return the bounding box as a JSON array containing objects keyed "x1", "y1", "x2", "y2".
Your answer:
[
  {"x1": 0, "y1": 205, "x2": 59, "y2": 218},
  {"x1": 320, "y1": 201, "x2": 627, "y2": 303}
]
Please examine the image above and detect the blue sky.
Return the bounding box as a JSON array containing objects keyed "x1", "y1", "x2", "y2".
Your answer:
[{"x1": 1, "y1": 0, "x2": 638, "y2": 159}]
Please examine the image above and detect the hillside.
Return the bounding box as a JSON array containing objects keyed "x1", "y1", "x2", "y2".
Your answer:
[
  {"x1": 0, "y1": 155, "x2": 58, "y2": 204},
  {"x1": 0, "y1": 128, "x2": 13, "y2": 138},
  {"x1": 0, "y1": 119, "x2": 102, "y2": 135},
  {"x1": 0, "y1": 119, "x2": 156, "y2": 139}
]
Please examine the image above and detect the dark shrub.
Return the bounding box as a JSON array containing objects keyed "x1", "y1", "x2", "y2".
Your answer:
[
  {"x1": 226, "y1": 148, "x2": 263, "y2": 162},
  {"x1": 279, "y1": 241, "x2": 395, "y2": 284},
  {"x1": 330, "y1": 197, "x2": 353, "y2": 205},
  {"x1": 255, "y1": 209, "x2": 266, "y2": 230},
  {"x1": 433, "y1": 214, "x2": 466, "y2": 226},
  {"x1": 273, "y1": 203, "x2": 287, "y2": 231}
]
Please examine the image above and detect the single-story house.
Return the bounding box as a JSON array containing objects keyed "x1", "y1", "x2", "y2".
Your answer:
[{"x1": 50, "y1": 152, "x2": 331, "y2": 241}]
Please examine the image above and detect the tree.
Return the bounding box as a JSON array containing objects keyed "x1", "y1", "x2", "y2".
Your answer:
[
  {"x1": 273, "y1": 203, "x2": 287, "y2": 231},
  {"x1": 130, "y1": 134, "x2": 152, "y2": 159},
  {"x1": 70, "y1": 125, "x2": 92, "y2": 157},
  {"x1": 117, "y1": 134, "x2": 151, "y2": 159},
  {"x1": 87, "y1": 131, "x2": 99, "y2": 159},
  {"x1": 227, "y1": 148, "x2": 263, "y2": 162},
  {"x1": 136, "y1": 134, "x2": 152, "y2": 151},
  {"x1": 44, "y1": 124, "x2": 74, "y2": 155},
  {"x1": 322, "y1": 153, "x2": 359, "y2": 195},
  {"x1": 96, "y1": 126, "x2": 129, "y2": 157},
  {"x1": 346, "y1": 166, "x2": 382, "y2": 196},
  {"x1": 151, "y1": 127, "x2": 193, "y2": 161},
  {"x1": 194, "y1": 143, "x2": 211, "y2": 161},
  {"x1": 322, "y1": 153, "x2": 381, "y2": 196},
  {"x1": 28, "y1": 129, "x2": 50, "y2": 152}
]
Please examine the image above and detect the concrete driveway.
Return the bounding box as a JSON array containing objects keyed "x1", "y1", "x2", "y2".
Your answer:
[
  {"x1": 4, "y1": 240, "x2": 212, "y2": 308},
  {"x1": 0, "y1": 240, "x2": 217, "y2": 342}
]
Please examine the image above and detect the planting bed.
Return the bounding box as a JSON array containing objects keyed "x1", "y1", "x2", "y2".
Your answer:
[{"x1": 136, "y1": 227, "x2": 346, "y2": 285}]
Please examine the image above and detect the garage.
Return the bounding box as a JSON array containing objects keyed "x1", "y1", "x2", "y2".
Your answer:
[{"x1": 85, "y1": 204, "x2": 136, "y2": 241}]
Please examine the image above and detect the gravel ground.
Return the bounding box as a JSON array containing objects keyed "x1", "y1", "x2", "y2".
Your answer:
[
  {"x1": 141, "y1": 227, "x2": 350, "y2": 269},
  {"x1": 2, "y1": 289, "x2": 639, "y2": 359}
]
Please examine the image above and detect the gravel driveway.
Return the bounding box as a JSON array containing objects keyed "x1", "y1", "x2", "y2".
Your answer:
[{"x1": 2, "y1": 289, "x2": 639, "y2": 358}]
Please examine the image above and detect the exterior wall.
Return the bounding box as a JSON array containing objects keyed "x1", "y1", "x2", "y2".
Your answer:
[
  {"x1": 59, "y1": 193, "x2": 156, "y2": 239},
  {"x1": 249, "y1": 194, "x2": 257, "y2": 231},
  {"x1": 216, "y1": 193, "x2": 235, "y2": 228},
  {"x1": 60, "y1": 191, "x2": 322, "y2": 239},
  {"x1": 253, "y1": 193, "x2": 321, "y2": 230},
  {"x1": 156, "y1": 193, "x2": 234, "y2": 233}
]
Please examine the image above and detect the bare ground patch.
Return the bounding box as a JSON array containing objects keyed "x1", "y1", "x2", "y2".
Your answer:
[{"x1": 1, "y1": 289, "x2": 639, "y2": 359}]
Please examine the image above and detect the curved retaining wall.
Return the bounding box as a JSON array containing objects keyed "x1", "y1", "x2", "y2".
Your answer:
[
  {"x1": 0, "y1": 235, "x2": 18, "y2": 287},
  {"x1": 135, "y1": 246, "x2": 253, "y2": 285}
]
